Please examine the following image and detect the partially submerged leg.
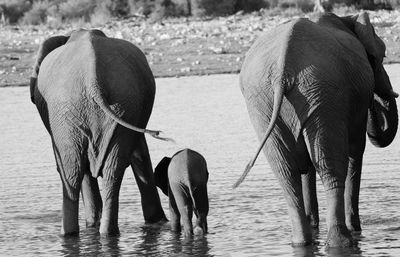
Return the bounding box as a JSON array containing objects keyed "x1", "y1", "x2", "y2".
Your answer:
[
  {"x1": 265, "y1": 140, "x2": 312, "y2": 246},
  {"x1": 99, "y1": 165, "x2": 125, "y2": 236},
  {"x1": 131, "y1": 135, "x2": 166, "y2": 223},
  {"x1": 170, "y1": 183, "x2": 193, "y2": 238},
  {"x1": 168, "y1": 188, "x2": 181, "y2": 232},
  {"x1": 303, "y1": 122, "x2": 352, "y2": 247},
  {"x1": 53, "y1": 141, "x2": 84, "y2": 236},
  {"x1": 81, "y1": 172, "x2": 102, "y2": 228},
  {"x1": 98, "y1": 139, "x2": 128, "y2": 236},
  {"x1": 345, "y1": 134, "x2": 366, "y2": 232},
  {"x1": 302, "y1": 166, "x2": 319, "y2": 228},
  {"x1": 193, "y1": 185, "x2": 209, "y2": 235}
]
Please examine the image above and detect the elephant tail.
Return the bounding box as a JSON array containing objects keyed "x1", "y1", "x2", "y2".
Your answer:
[
  {"x1": 233, "y1": 85, "x2": 284, "y2": 189},
  {"x1": 94, "y1": 94, "x2": 174, "y2": 142}
]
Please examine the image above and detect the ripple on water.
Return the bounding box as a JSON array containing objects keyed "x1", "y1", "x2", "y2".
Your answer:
[{"x1": 2, "y1": 71, "x2": 400, "y2": 256}]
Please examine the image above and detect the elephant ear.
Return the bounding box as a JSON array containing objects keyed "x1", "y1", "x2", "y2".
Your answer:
[
  {"x1": 154, "y1": 157, "x2": 171, "y2": 196},
  {"x1": 352, "y1": 12, "x2": 399, "y2": 147},
  {"x1": 353, "y1": 12, "x2": 385, "y2": 62},
  {"x1": 367, "y1": 94, "x2": 398, "y2": 148},
  {"x1": 30, "y1": 35, "x2": 69, "y2": 103},
  {"x1": 352, "y1": 12, "x2": 398, "y2": 100}
]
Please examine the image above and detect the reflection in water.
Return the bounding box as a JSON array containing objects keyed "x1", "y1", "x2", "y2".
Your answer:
[
  {"x1": 134, "y1": 225, "x2": 163, "y2": 255},
  {"x1": 99, "y1": 235, "x2": 121, "y2": 257},
  {"x1": 60, "y1": 235, "x2": 83, "y2": 257},
  {"x1": 169, "y1": 233, "x2": 212, "y2": 257}
]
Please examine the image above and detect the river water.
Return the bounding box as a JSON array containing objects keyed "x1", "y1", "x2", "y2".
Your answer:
[{"x1": 1, "y1": 65, "x2": 400, "y2": 256}]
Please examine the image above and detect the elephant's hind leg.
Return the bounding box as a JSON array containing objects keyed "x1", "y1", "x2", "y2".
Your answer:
[
  {"x1": 131, "y1": 135, "x2": 166, "y2": 223},
  {"x1": 193, "y1": 185, "x2": 209, "y2": 235},
  {"x1": 302, "y1": 166, "x2": 319, "y2": 229},
  {"x1": 168, "y1": 188, "x2": 181, "y2": 232},
  {"x1": 265, "y1": 142, "x2": 312, "y2": 246},
  {"x1": 52, "y1": 140, "x2": 86, "y2": 236},
  {"x1": 98, "y1": 144, "x2": 128, "y2": 236},
  {"x1": 303, "y1": 121, "x2": 352, "y2": 247},
  {"x1": 81, "y1": 172, "x2": 102, "y2": 228},
  {"x1": 170, "y1": 183, "x2": 193, "y2": 238}
]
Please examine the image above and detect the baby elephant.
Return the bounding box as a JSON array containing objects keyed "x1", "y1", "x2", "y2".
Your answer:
[{"x1": 154, "y1": 149, "x2": 209, "y2": 237}]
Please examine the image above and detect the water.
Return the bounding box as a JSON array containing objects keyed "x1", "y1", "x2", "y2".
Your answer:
[{"x1": 1, "y1": 65, "x2": 400, "y2": 256}]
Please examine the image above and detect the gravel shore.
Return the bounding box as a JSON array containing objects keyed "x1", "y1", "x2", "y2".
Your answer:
[{"x1": 1, "y1": 9, "x2": 399, "y2": 87}]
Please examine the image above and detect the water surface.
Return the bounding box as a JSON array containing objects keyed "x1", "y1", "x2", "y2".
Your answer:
[{"x1": 1, "y1": 65, "x2": 400, "y2": 256}]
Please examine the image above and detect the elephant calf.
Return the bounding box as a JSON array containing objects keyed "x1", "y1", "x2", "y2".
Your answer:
[{"x1": 154, "y1": 149, "x2": 209, "y2": 237}]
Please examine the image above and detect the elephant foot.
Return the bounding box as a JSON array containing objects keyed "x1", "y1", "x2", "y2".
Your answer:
[
  {"x1": 346, "y1": 224, "x2": 361, "y2": 232},
  {"x1": 326, "y1": 224, "x2": 352, "y2": 248},
  {"x1": 170, "y1": 221, "x2": 181, "y2": 232},
  {"x1": 194, "y1": 226, "x2": 204, "y2": 236},
  {"x1": 144, "y1": 210, "x2": 168, "y2": 224},
  {"x1": 61, "y1": 218, "x2": 79, "y2": 237},
  {"x1": 61, "y1": 230, "x2": 79, "y2": 237},
  {"x1": 291, "y1": 234, "x2": 313, "y2": 247},
  {"x1": 346, "y1": 220, "x2": 361, "y2": 232},
  {"x1": 182, "y1": 228, "x2": 193, "y2": 238},
  {"x1": 307, "y1": 216, "x2": 319, "y2": 229},
  {"x1": 291, "y1": 239, "x2": 313, "y2": 247},
  {"x1": 99, "y1": 218, "x2": 120, "y2": 237},
  {"x1": 86, "y1": 218, "x2": 101, "y2": 228},
  {"x1": 291, "y1": 227, "x2": 313, "y2": 247}
]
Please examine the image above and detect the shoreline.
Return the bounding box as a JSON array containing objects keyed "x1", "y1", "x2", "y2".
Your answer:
[
  {"x1": 1, "y1": 10, "x2": 399, "y2": 87},
  {"x1": 2, "y1": 63, "x2": 399, "y2": 88}
]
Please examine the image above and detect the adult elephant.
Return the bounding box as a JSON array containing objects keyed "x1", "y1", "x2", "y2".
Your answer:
[
  {"x1": 233, "y1": 12, "x2": 398, "y2": 247},
  {"x1": 30, "y1": 29, "x2": 170, "y2": 236}
]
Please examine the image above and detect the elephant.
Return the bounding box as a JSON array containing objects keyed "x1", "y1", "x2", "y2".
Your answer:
[
  {"x1": 30, "y1": 29, "x2": 171, "y2": 236},
  {"x1": 154, "y1": 149, "x2": 209, "y2": 237},
  {"x1": 233, "y1": 12, "x2": 398, "y2": 247}
]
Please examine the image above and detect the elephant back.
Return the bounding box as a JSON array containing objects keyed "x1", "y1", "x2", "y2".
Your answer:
[{"x1": 168, "y1": 149, "x2": 209, "y2": 187}]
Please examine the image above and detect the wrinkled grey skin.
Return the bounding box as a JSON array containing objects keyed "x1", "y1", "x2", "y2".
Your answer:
[
  {"x1": 30, "y1": 29, "x2": 167, "y2": 236},
  {"x1": 235, "y1": 13, "x2": 398, "y2": 247},
  {"x1": 154, "y1": 149, "x2": 209, "y2": 238}
]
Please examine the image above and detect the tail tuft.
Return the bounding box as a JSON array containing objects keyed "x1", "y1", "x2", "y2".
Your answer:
[
  {"x1": 232, "y1": 160, "x2": 254, "y2": 189},
  {"x1": 147, "y1": 130, "x2": 176, "y2": 143}
]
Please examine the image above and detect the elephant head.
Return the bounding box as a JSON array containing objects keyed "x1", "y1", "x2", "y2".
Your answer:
[
  {"x1": 342, "y1": 13, "x2": 398, "y2": 147},
  {"x1": 154, "y1": 156, "x2": 172, "y2": 196}
]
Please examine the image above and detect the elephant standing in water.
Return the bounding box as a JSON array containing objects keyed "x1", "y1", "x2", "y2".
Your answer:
[
  {"x1": 154, "y1": 149, "x2": 209, "y2": 237},
  {"x1": 234, "y1": 13, "x2": 398, "y2": 247},
  {"x1": 30, "y1": 29, "x2": 170, "y2": 236}
]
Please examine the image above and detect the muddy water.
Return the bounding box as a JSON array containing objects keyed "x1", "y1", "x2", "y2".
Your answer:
[{"x1": 1, "y1": 65, "x2": 400, "y2": 256}]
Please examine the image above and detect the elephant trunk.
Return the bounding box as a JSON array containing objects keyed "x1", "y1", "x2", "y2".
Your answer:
[
  {"x1": 367, "y1": 94, "x2": 398, "y2": 147},
  {"x1": 367, "y1": 60, "x2": 398, "y2": 148}
]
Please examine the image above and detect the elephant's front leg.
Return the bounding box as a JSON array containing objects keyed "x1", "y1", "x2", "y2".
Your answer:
[
  {"x1": 131, "y1": 135, "x2": 166, "y2": 223},
  {"x1": 81, "y1": 172, "x2": 102, "y2": 228},
  {"x1": 302, "y1": 166, "x2": 319, "y2": 228},
  {"x1": 345, "y1": 137, "x2": 366, "y2": 232}
]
